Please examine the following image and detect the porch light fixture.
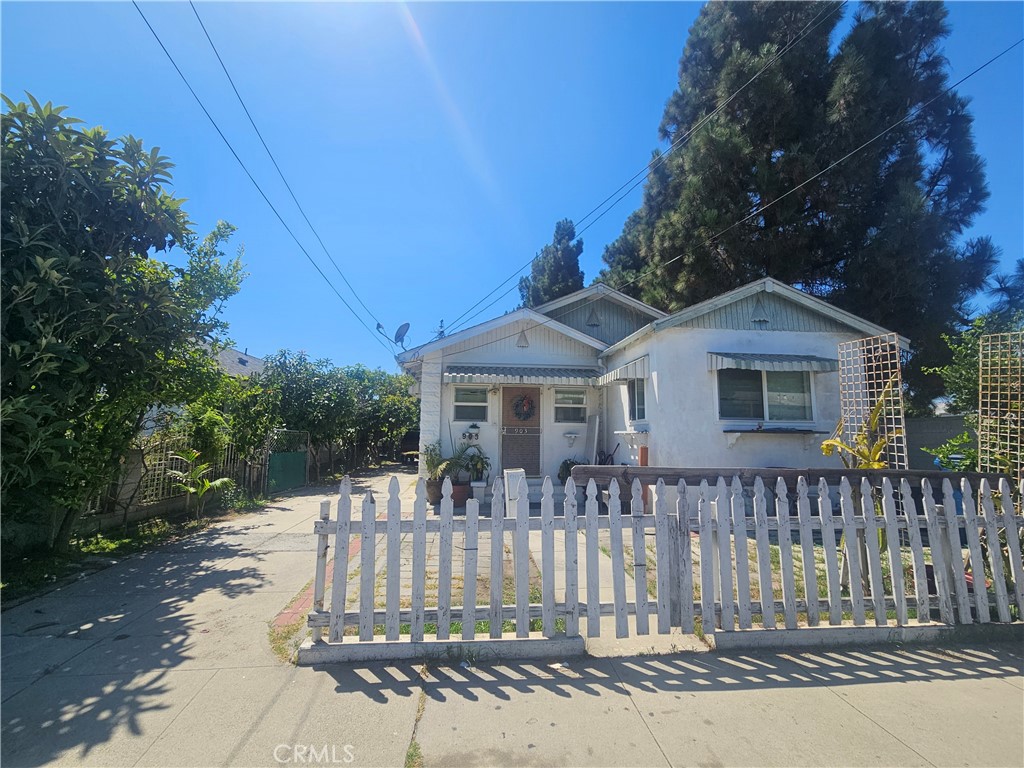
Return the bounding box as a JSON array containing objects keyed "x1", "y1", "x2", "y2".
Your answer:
[
  {"x1": 585, "y1": 308, "x2": 601, "y2": 327},
  {"x1": 515, "y1": 330, "x2": 530, "y2": 348}
]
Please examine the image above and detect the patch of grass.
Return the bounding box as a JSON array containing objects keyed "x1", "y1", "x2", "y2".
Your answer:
[
  {"x1": 268, "y1": 615, "x2": 307, "y2": 663},
  {"x1": 404, "y1": 740, "x2": 423, "y2": 768}
]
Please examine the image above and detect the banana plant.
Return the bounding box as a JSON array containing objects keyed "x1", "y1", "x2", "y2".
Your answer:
[{"x1": 168, "y1": 449, "x2": 234, "y2": 521}]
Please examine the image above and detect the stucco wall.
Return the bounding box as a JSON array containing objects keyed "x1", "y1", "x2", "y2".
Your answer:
[{"x1": 604, "y1": 327, "x2": 858, "y2": 469}]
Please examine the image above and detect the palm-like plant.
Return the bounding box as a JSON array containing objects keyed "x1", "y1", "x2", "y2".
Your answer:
[
  {"x1": 821, "y1": 378, "x2": 902, "y2": 469},
  {"x1": 167, "y1": 449, "x2": 234, "y2": 520}
]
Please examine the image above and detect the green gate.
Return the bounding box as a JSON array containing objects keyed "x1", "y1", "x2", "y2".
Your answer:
[{"x1": 267, "y1": 429, "x2": 309, "y2": 493}]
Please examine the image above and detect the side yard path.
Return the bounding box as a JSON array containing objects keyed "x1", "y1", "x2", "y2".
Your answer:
[{"x1": 2, "y1": 465, "x2": 1022, "y2": 767}]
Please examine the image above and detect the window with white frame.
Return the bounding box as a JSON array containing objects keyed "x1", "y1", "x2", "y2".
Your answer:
[
  {"x1": 627, "y1": 378, "x2": 646, "y2": 422},
  {"x1": 554, "y1": 389, "x2": 587, "y2": 423},
  {"x1": 453, "y1": 386, "x2": 488, "y2": 422},
  {"x1": 717, "y1": 369, "x2": 812, "y2": 421}
]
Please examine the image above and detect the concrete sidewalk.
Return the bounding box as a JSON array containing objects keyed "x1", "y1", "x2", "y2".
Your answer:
[{"x1": 3, "y1": 467, "x2": 1023, "y2": 767}]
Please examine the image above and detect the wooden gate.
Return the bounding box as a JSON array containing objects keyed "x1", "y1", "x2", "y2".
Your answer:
[{"x1": 300, "y1": 471, "x2": 1024, "y2": 663}]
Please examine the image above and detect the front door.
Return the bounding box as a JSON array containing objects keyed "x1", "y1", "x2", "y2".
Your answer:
[{"x1": 501, "y1": 386, "x2": 541, "y2": 476}]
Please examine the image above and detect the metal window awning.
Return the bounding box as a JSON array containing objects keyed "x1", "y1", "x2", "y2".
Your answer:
[
  {"x1": 443, "y1": 365, "x2": 600, "y2": 385},
  {"x1": 707, "y1": 352, "x2": 839, "y2": 373},
  {"x1": 598, "y1": 355, "x2": 649, "y2": 386}
]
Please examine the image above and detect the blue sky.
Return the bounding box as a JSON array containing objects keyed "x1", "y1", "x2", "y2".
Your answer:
[{"x1": 3, "y1": 2, "x2": 1022, "y2": 372}]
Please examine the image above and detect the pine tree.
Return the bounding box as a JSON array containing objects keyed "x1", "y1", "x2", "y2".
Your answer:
[
  {"x1": 598, "y1": 1, "x2": 997, "y2": 409},
  {"x1": 519, "y1": 219, "x2": 585, "y2": 308}
]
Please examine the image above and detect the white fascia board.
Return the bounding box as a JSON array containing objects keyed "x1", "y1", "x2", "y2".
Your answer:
[
  {"x1": 532, "y1": 284, "x2": 667, "y2": 319},
  {"x1": 598, "y1": 323, "x2": 655, "y2": 359},
  {"x1": 396, "y1": 308, "x2": 607, "y2": 364}
]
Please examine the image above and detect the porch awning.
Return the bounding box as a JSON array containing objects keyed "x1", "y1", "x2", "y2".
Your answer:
[
  {"x1": 707, "y1": 352, "x2": 839, "y2": 373},
  {"x1": 443, "y1": 365, "x2": 600, "y2": 385},
  {"x1": 598, "y1": 355, "x2": 649, "y2": 386}
]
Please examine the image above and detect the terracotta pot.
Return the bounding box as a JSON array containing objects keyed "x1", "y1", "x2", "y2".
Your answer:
[{"x1": 449, "y1": 482, "x2": 471, "y2": 508}]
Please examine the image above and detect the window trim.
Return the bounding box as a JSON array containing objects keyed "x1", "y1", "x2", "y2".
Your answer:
[
  {"x1": 452, "y1": 385, "x2": 488, "y2": 423},
  {"x1": 627, "y1": 378, "x2": 646, "y2": 422},
  {"x1": 553, "y1": 387, "x2": 587, "y2": 424},
  {"x1": 716, "y1": 369, "x2": 814, "y2": 423}
]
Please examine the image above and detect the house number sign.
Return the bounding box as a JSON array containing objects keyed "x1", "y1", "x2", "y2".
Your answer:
[{"x1": 502, "y1": 427, "x2": 540, "y2": 435}]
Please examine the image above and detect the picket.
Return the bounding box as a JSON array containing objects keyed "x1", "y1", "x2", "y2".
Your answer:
[
  {"x1": 654, "y1": 478, "x2": 672, "y2": 634},
  {"x1": 921, "y1": 479, "x2": 955, "y2": 625},
  {"x1": 752, "y1": 478, "x2": 776, "y2": 629},
  {"x1": 437, "y1": 483, "x2": 454, "y2": 640},
  {"x1": 942, "y1": 478, "x2": 973, "y2": 624},
  {"x1": 776, "y1": 478, "x2": 799, "y2": 630},
  {"x1": 715, "y1": 478, "x2": 736, "y2": 631},
  {"x1": 676, "y1": 480, "x2": 696, "y2": 634},
  {"x1": 385, "y1": 478, "x2": 402, "y2": 641},
  {"x1": 462, "y1": 498, "x2": 479, "y2": 640},
  {"x1": 541, "y1": 477, "x2": 556, "y2": 638},
  {"x1": 817, "y1": 479, "x2": 842, "y2": 626},
  {"x1": 563, "y1": 478, "x2": 580, "y2": 638},
  {"x1": 796, "y1": 478, "x2": 820, "y2": 627},
  {"x1": 329, "y1": 477, "x2": 353, "y2": 642},
  {"x1": 881, "y1": 478, "x2": 908, "y2": 627},
  {"x1": 489, "y1": 476, "x2": 506, "y2": 639},
  {"x1": 899, "y1": 479, "x2": 930, "y2": 625},
  {"x1": 697, "y1": 480, "x2": 716, "y2": 633},
  {"x1": 584, "y1": 479, "x2": 601, "y2": 638},
  {"x1": 731, "y1": 477, "x2": 753, "y2": 630},
  {"x1": 304, "y1": 470, "x2": 1020, "y2": 661},
  {"x1": 961, "y1": 479, "x2": 990, "y2": 624},
  {"x1": 978, "y1": 480, "x2": 1010, "y2": 624},
  {"x1": 411, "y1": 480, "x2": 427, "y2": 641},
  {"x1": 838, "y1": 478, "x2": 867, "y2": 627},
  {"x1": 359, "y1": 491, "x2": 377, "y2": 641},
  {"x1": 998, "y1": 478, "x2": 1024, "y2": 616},
  {"x1": 631, "y1": 479, "x2": 650, "y2": 635},
  {"x1": 608, "y1": 480, "x2": 629, "y2": 638},
  {"x1": 514, "y1": 475, "x2": 531, "y2": 638}
]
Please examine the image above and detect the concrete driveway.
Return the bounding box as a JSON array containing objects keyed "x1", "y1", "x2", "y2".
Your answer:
[{"x1": 3, "y1": 465, "x2": 1023, "y2": 767}]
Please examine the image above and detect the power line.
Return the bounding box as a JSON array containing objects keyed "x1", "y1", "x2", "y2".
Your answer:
[
  {"x1": 414, "y1": 36, "x2": 1023, "y2": 363},
  {"x1": 131, "y1": 1, "x2": 391, "y2": 354},
  {"x1": 439, "y1": 1, "x2": 846, "y2": 339},
  {"x1": 188, "y1": 1, "x2": 390, "y2": 341}
]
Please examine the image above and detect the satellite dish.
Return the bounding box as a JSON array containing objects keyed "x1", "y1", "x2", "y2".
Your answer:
[{"x1": 394, "y1": 322, "x2": 410, "y2": 348}]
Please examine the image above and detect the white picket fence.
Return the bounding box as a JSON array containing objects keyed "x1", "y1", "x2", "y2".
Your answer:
[{"x1": 302, "y1": 472, "x2": 1024, "y2": 659}]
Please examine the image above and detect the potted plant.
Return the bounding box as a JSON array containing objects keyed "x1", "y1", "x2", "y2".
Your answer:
[
  {"x1": 422, "y1": 440, "x2": 476, "y2": 507},
  {"x1": 422, "y1": 439, "x2": 447, "y2": 505},
  {"x1": 464, "y1": 445, "x2": 491, "y2": 483}
]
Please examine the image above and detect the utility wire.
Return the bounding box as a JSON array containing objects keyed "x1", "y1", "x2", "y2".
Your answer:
[
  {"x1": 188, "y1": 1, "x2": 390, "y2": 342},
  {"x1": 439, "y1": 1, "x2": 846, "y2": 339},
  {"x1": 132, "y1": 1, "x2": 392, "y2": 354},
  {"x1": 415, "y1": 36, "x2": 1023, "y2": 363}
]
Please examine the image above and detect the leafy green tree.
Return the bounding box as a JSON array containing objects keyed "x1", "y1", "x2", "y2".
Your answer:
[
  {"x1": 519, "y1": 219, "x2": 584, "y2": 308},
  {"x1": 599, "y1": 2, "x2": 996, "y2": 409},
  {"x1": 1, "y1": 95, "x2": 243, "y2": 553}
]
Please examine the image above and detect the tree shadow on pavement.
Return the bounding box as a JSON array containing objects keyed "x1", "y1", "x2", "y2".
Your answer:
[
  {"x1": 1, "y1": 533, "x2": 267, "y2": 767},
  {"x1": 318, "y1": 643, "x2": 1024, "y2": 705}
]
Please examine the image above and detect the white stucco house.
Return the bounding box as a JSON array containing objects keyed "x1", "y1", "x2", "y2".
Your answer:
[{"x1": 397, "y1": 278, "x2": 907, "y2": 485}]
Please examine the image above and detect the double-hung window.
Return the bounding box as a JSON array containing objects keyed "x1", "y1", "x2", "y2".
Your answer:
[
  {"x1": 627, "y1": 379, "x2": 646, "y2": 422},
  {"x1": 554, "y1": 389, "x2": 587, "y2": 424},
  {"x1": 453, "y1": 386, "x2": 488, "y2": 422},
  {"x1": 717, "y1": 369, "x2": 812, "y2": 421}
]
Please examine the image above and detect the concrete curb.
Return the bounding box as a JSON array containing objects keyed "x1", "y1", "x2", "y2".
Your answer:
[
  {"x1": 709, "y1": 622, "x2": 1024, "y2": 651},
  {"x1": 297, "y1": 634, "x2": 586, "y2": 664}
]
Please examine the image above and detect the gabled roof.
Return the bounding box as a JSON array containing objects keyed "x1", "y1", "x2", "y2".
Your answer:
[
  {"x1": 396, "y1": 306, "x2": 606, "y2": 365},
  {"x1": 215, "y1": 347, "x2": 265, "y2": 376},
  {"x1": 532, "y1": 283, "x2": 667, "y2": 319},
  {"x1": 601, "y1": 278, "x2": 910, "y2": 358}
]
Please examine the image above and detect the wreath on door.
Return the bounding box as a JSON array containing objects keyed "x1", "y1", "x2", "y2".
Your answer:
[{"x1": 511, "y1": 393, "x2": 536, "y2": 421}]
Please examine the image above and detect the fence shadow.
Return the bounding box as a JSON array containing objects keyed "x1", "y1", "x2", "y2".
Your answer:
[{"x1": 318, "y1": 643, "x2": 1023, "y2": 705}]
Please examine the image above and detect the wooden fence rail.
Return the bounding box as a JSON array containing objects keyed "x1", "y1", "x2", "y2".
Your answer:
[{"x1": 302, "y1": 472, "x2": 1024, "y2": 661}]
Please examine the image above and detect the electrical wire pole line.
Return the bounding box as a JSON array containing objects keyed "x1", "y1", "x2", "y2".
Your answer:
[
  {"x1": 187, "y1": 1, "x2": 390, "y2": 342},
  {"x1": 131, "y1": 1, "x2": 391, "y2": 354}
]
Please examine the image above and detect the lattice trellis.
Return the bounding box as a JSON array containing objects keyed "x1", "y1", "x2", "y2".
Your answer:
[
  {"x1": 978, "y1": 331, "x2": 1023, "y2": 479},
  {"x1": 837, "y1": 333, "x2": 908, "y2": 470}
]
